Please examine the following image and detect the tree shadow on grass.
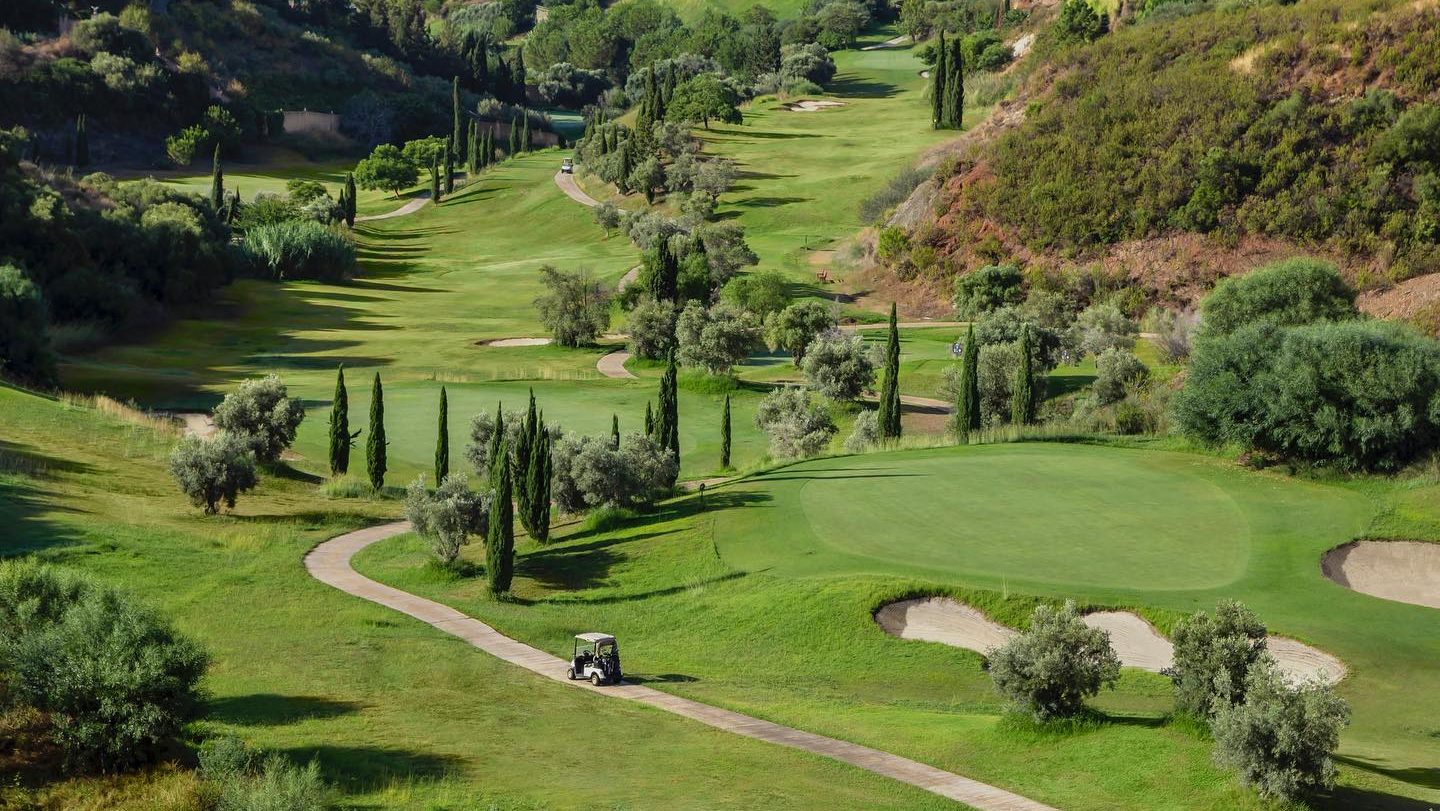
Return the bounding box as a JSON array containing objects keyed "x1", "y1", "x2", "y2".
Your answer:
[
  {"x1": 349, "y1": 279, "x2": 448, "y2": 294},
  {"x1": 1334, "y1": 754, "x2": 1440, "y2": 792},
  {"x1": 735, "y1": 196, "x2": 810, "y2": 208},
  {"x1": 829, "y1": 74, "x2": 901, "y2": 99},
  {"x1": 707, "y1": 127, "x2": 822, "y2": 140},
  {"x1": 0, "y1": 476, "x2": 88, "y2": 557},
  {"x1": 1308, "y1": 785, "x2": 1436, "y2": 811},
  {"x1": 279, "y1": 744, "x2": 464, "y2": 795},
  {"x1": 209, "y1": 694, "x2": 365, "y2": 727}
]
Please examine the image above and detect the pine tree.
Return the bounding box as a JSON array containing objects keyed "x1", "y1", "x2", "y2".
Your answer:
[
  {"x1": 328, "y1": 365, "x2": 352, "y2": 475},
  {"x1": 444, "y1": 136, "x2": 455, "y2": 194},
  {"x1": 435, "y1": 386, "x2": 450, "y2": 485},
  {"x1": 879, "y1": 303, "x2": 902, "y2": 438},
  {"x1": 645, "y1": 401, "x2": 654, "y2": 437},
  {"x1": 74, "y1": 114, "x2": 89, "y2": 168},
  {"x1": 210, "y1": 144, "x2": 224, "y2": 211},
  {"x1": 954, "y1": 325, "x2": 981, "y2": 442},
  {"x1": 611, "y1": 414, "x2": 620, "y2": 449},
  {"x1": 1011, "y1": 324, "x2": 1037, "y2": 425},
  {"x1": 430, "y1": 158, "x2": 441, "y2": 203},
  {"x1": 452, "y1": 76, "x2": 463, "y2": 151},
  {"x1": 486, "y1": 436, "x2": 515, "y2": 594},
  {"x1": 343, "y1": 172, "x2": 357, "y2": 226},
  {"x1": 931, "y1": 32, "x2": 947, "y2": 129},
  {"x1": 367, "y1": 373, "x2": 387, "y2": 489},
  {"x1": 721, "y1": 394, "x2": 731, "y2": 468}
]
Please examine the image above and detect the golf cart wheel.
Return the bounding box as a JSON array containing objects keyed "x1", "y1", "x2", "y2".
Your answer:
[
  {"x1": 566, "y1": 667, "x2": 576, "y2": 680},
  {"x1": 590, "y1": 672, "x2": 602, "y2": 686}
]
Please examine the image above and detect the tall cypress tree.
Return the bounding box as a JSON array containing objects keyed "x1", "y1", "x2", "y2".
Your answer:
[
  {"x1": 486, "y1": 437, "x2": 514, "y2": 594},
  {"x1": 74, "y1": 114, "x2": 89, "y2": 168},
  {"x1": 343, "y1": 172, "x2": 357, "y2": 226},
  {"x1": 435, "y1": 386, "x2": 450, "y2": 484},
  {"x1": 451, "y1": 76, "x2": 463, "y2": 151},
  {"x1": 367, "y1": 373, "x2": 387, "y2": 489},
  {"x1": 210, "y1": 144, "x2": 224, "y2": 211},
  {"x1": 430, "y1": 158, "x2": 441, "y2": 203},
  {"x1": 611, "y1": 414, "x2": 620, "y2": 449},
  {"x1": 942, "y1": 36, "x2": 965, "y2": 129},
  {"x1": 444, "y1": 136, "x2": 455, "y2": 194},
  {"x1": 879, "y1": 303, "x2": 902, "y2": 438},
  {"x1": 467, "y1": 120, "x2": 478, "y2": 175},
  {"x1": 534, "y1": 430, "x2": 551, "y2": 543},
  {"x1": 525, "y1": 419, "x2": 549, "y2": 542},
  {"x1": 328, "y1": 365, "x2": 351, "y2": 475},
  {"x1": 644, "y1": 401, "x2": 654, "y2": 437},
  {"x1": 515, "y1": 390, "x2": 536, "y2": 534},
  {"x1": 657, "y1": 353, "x2": 680, "y2": 483},
  {"x1": 521, "y1": 113, "x2": 531, "y2": 153},
  {"x1": 721, "y1": 394, "x2": 731, "y2": 469},
  {"x1": 508, "y1": 116, "x2": 520, "y2": 157},
  {"x1": 1011, "y1": 324, "x2": 1037, "y2": 425},
  {"x1": 931, "y1": 31, "x2": 947, "y2": 129},
  {"x1": 954, "y1": 325, "x2": 981, "y2": 442},
  {"x1": 487, "y1": 402, "x2": 504, "y2": 474}
]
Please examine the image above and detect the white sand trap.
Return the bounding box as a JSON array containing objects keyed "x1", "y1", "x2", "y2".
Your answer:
[
  {"x1": 875, "y1": 597, "x2": 1017, "y2": 654},
  {"x1": 177, "y1": 412, "x2": 218, "y2": 439},
  {"x1": 784, "y1": 100, "x2": 846, "y2": 112},
  {"x1": 1323, "y1": 540, "x2": 1440, "y2": 610},
  {"x1": 878, "y1": 601, "x2": 1345, "y2": 683},
  {"x1": 482, "y1": 337, "x2": 553, "y2": 347}
]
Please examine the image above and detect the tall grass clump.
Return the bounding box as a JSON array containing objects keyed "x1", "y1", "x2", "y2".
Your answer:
[
  {"x1": 242, "y1": 221, "x2": 356, "y2": 282},
  {"x1": 858, "y1": 165, "x2": 934, "y2": 224}
]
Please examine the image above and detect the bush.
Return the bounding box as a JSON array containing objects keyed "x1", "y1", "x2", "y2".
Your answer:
[
  {"x1": 1150, "y1": 307, "x2": 1199, "y2": 362},
  {"x1": 552, "y1": 432, "x2": 676, "y2": 511},
  {"x1": 404, "y1": 474, "x2": 489, "y2": 566},
  {"x1": 200, "y1": 736, "x2": 332, "y2": 811},
  {"x1": 464, "y1": 407, "x2": 533, "y2": 474},
  {"x1": 954, "y1": 264, "x2": 1023, "y2": 319},
  {"x1": 625, "y1": 298, "x2": 678, "y2": 360},
  {"x1": 1200, "y1": 259, "x2": 1356, "y2": 338},
  {"x1": 1070, "y1": 302, "x2": 1136, "y2": 358},
  {"x1": 1092, "y1": 347, "x2": 1148, "y2": 406},
  {"x1": 676, "y1": 301, "x2": 761, "y2": 375},
  {"x1": 721, "y1": 270, "x2": 790, "y2": 317},
  {"x1": 989, "y1": 601, "x2": 1121, "y2": 721},
  {"x1": 0, "y1": 264, "x2": 55, "y2": 385},
  {"x1": 844, "y1": 409, "x2": 881, "y2": 453},
  {"x1": 242, "y1": 221, "x2": 357, "y2": 282},
  {"x1": 1174, "y1": 320, "x2": 1440, "y2": 471},
  {"x1": 1211, "y1": 658, "x2": 1349, "y2": 802},
  {"x1": 754, "y1": 387, "x2": 836, "y2": 458},
  {"x1": 1169, "y1": 600, "x2": 1268, "y2": 719},
  {"x1": 169, "y1": 434, "x2": 259, "y2": 515},
  {"x1": 0, "y1": 560, "x2": 208, "y2": 772},
  {"x1": 779, "y1": 42, "x2": 836, "y2": 86},
  {"x1": 801, "y1": 330, "x2": 877, "y2": 402},
  {"x1": 212, "y1": 375, "x2": 306, "y2": 465},
  {"x1": 534, "y1": 265, "x2": 611, "y2": 347}
]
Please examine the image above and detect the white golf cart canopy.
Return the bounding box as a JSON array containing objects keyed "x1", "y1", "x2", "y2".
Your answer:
[{"x1": 575, "y1": 632, "x2": 615, "y2": 645}]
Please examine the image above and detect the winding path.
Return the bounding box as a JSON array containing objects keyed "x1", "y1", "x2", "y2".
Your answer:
[
  {"x1": 306, "y1": 522, "x2": 1054, "y2": 811},
  {"x1": 555, "y1": 170, "x2": 602, "y2": 207},
  {"x1": 356, "y1": 191, "x2": 431, "y2": 222},
  {"x1": 860, "y1": 34, "x2": 911, "y2": 51},
  {"x1": 596, "y1": 350, "x2": 637, "y2": 379}
]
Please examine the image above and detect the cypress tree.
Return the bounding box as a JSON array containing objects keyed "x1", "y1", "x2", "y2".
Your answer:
[
  {"x1": 452, "y1": 76, "x2": 463, "y2": 151},
  {"x1": 931, "y1": 32, "x2": 947, "y2": 129},
  {"x1": 210, "y1": 144, "x2": 224, "y2": 211},
  {"x1": 444, "y1": 136, "x2": 455, "y2": 194},
  {"x1": 879, "y1": 303, "x2": 902, "y2": 438},
  {"x1": 337, "y1": 183, "x2": 349, "y2": 225},
  {"x1": 486, "y1": 437, "x2": 514, "y2": 594},
  {"x1": 487, "y1": 402, "x2": 504, "y2": 474},
  {"x1": 367, "y1": 373, "x2": 387, "y2": 489},
  {"x1": 525, "y1": 419, "x2": 549, "y2": 542},
  {"x1": 942, "y1": 35, "x2": 965, "y2": 129},
  {"x1": 1011, "y1": 324, "x2": 1037, "y2": 425},
  {"x1": 521, "y1": 113, "x2": 531, "y2": 153},
  {"x1": 435, "y1": 386, "x2": 450, "y2": 484},
  {"x1": 513, "y1": 46, "x2": 526, "y2": 95},
  {"x1": 645, "y1": 401, "x2": 654, "y2": 438},
  {"x1": 467, "y1": 121, "x2": 478, "y2": 175},
  {"x1": 611, "y1": 414, "x2": 620, "y2": 449},
  {"x1": 720, "y1": 394, "x2": 731, "y2": 468},
  {"x1": 74, "y1": 114, "x2": 89, "y2": 168},
  {"x1": 328, "y1": 365, "x2": 352, "y2": 475},
  {"x1": 343, "y1": 172, "x2": 357, "y2": 226},
  {"x1": 954, "y1": 325, "x2": 981, "y2": 442},
  {"x1": 430, "y1": 158, "x2": 441, "y2": 203},
  {"x1": 657, "y1": 352, "x2": 680, "y2": 482},
  {"x1": 508, "y1": 116, "x2": 520, "y2": 157},
  {"x1": 515, "y1": 390, "x2": 536, "y2": 533}
]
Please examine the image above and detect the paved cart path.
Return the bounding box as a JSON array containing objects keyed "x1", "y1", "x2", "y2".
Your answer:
[
  {"x1": 554, "y1": 170, "x2": 601, "y2": 207},
  {"x1": 356, "y1": 192, "x2": 431, "y2": 222},
  {"x1": 306, "y1": 521, "x2": 1056, "y2": 811}
]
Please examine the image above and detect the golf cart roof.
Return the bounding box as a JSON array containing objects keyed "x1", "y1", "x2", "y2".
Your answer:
[{"x1": 575, "y1": 632, "x2": 615, "y2": 644}]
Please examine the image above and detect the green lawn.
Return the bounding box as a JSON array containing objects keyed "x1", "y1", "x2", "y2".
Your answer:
[
  {"x1": 355, "y1": 442, "x2": 1440, "y2": 811},
  {"x1": 0, "y1": 383, "x2": 955, "y2": 810}
]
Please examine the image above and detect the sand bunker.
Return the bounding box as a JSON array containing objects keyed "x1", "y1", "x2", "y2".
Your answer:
[
  {"x1": 876, "y1": 599, "x2": 1344, "y2": 683},
  {"x1": 480, "y1": 337, "x2": 553, "y2": 347},
  {"x1": 784, "y1": 100, "x2": 846, "y2": 112},
  {"x1": 1323, "y1": 540, "x2": 1440, "y2": 610}
]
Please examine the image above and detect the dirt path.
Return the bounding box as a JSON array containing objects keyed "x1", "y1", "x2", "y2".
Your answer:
[
  {"x1": 841, "y1": 321, "x2": 967, "y2": 332},
  {"x1": 596, "y1": 351, "x2": 637, "y2": 379},
  {"x1": 356, "y1": 192, "x2": 431, "y2": 222},
  {"x1": 307, "y1": 522, "x2": 1055, "y2": 811},
  {"x1": 555, "y1": 170, "x2": 601, "y2": 207},
  {"x1": 861, "y1": 34, "x2": 910, "y2": 50}
]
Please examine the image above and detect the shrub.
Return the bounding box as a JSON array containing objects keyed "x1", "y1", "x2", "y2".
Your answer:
[
  {"x1": 1200, "y1": 259, "x2": 1356, "y2": 339},
  {"x1": 212, "y1": 375, "x2": 306, "y2": 465},
  {"x1": 1211, "y1": 658, "x2": 1349, "y2": 802},
  {"x1": 801, "y1": 330, "x2": 878, "y2": 402},
  {"x1": 403, "y1": 474, "x2": 489, "y2": 566},
  {"x1": 1169, "y1": 600, "x2": 1268, "y2": 719},
  {"x1": 1070, "y1": 302, "x2": 1137, "y2": 358},
  {"x1": 989, "y1": 601, "x2": 1121, "y2": 722},
  {"x1": 1056, "y1": 0, "x2": 1107, "y2": 43},
  {"x1": 593, "y1": 201, "x2": 622, "y2": 234},
  {"x1": 552, "y1": 432, "x2": 676, "y2": 511},
  {"x1": 200, "y1": 736, "x2": 332, "y2": 811},
  {"x1": 676, "y1": 301, "x2": 761, "y2": 375},
  {"x1": 844, "y1": 409, "x2": 881, "y2": 453},
  {"x1": 464, "y1": 407, "x2": 533, "y2": 474},
  {"x1": 1150, "y1": 307, "x2": 1199, "y2": 362},
  {"x1": 534, "y1": 265, "x2": 611, "y2": 347},
  {"x1": 859, "y1": 166, "x2": 933, "y2": 224},
  {"x1": 876, "y1": 227, "x2": 910, "y2": 262},
  {"x1": 954, "y1": 264, "x2": 1023, "y2": 319},
  {"x1": 0, "y1": 264, "x2": 55, "y2": 385},
  {"x1": 169, "y1": 435, "x2": 259, "y2": 515},
  {"x1": 764, "y1": 300, "x2": 837, "y2": 362},
  {"x1": 0, "y1": 560, "x2": 208, "y2": 772},
  {"x1": 721, "y1": 270, "x2": 790, "y2": 317},
  {"x1": 1093, "y1": 348, "x2": 1148, "y2": 406},
  {"x1": 625, "y1": 298, "x2": 678, "y2": 360},
  {"x1": 754, "y1": 387, "x2": 836, "y2": 458},
  {"x1": 242, "y1": 221, "x2": 357, "y2": 282},
  {"x1": 779, "y1": 42, "x2": 836, "y2": 86}
]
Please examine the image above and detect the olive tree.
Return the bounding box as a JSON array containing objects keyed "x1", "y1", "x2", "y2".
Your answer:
[
  {"x1": 404, "y1": 474, "x2": 489, "y2": 566},
  {"x1": 989, "y1": 601, "x2": 1121, "y2": 721},
  {"x1": 534, "y1": 265, "x2": 611, "y2": 347},
  {"x1": 550, "y1": 432, "x2": 677, "y2": 511},
  {"x1": 754, "y1": 387, "x2": 836, "y2": 458},
  {"x1": 211, "y1": 375, "x2": 306, "y2": 465},
  {"x1": 764, "y1": 300, "x2": 838, "y2": 363},
  {"x1": 801, "y1": 330, "x2": 877, "y2": 402},
  {"x1": 844, "y1": 409, "x2": 881, "y2": 453},
  {"x1": 353, "y1": 143, "x2": 418, "y2": 198},
  {"x1": 676, "y1": 301, "x2": 761, "y2": 375},
  {"x1": 1211, "y1": 658, "x2": 1349, "y2": 802},
  {"x1": 169, "y1": 435, "x2": 258, "y2": 515},
  {"x1": 1169, "y1": 600, "x2": 1268, "y2": 719},
  {"x1": 1092, "y1": 347, "x2": 1149, "y2": 406},
  {"x1": 1070, "y1": 302, "x2": 1137, "y2": 358},
  {"x1": 626, "y1": 298, "x2": 678, "y2": 360}
]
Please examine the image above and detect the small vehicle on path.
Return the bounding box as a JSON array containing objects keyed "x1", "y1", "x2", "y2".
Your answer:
[
  {"x1": 567, "y1": 632, "x2": 622, "y2": 685},
  {"x1": 560, "y1": 157, "x2": 574, "y2": 174}
]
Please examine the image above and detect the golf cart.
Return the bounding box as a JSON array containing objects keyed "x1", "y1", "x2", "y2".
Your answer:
[
  {"x1": 560, "y1": 157, "x2": 574, "y2": 174},
  {"x1": 567, "y1": 632, "x2": 622, "y2": 685}
]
